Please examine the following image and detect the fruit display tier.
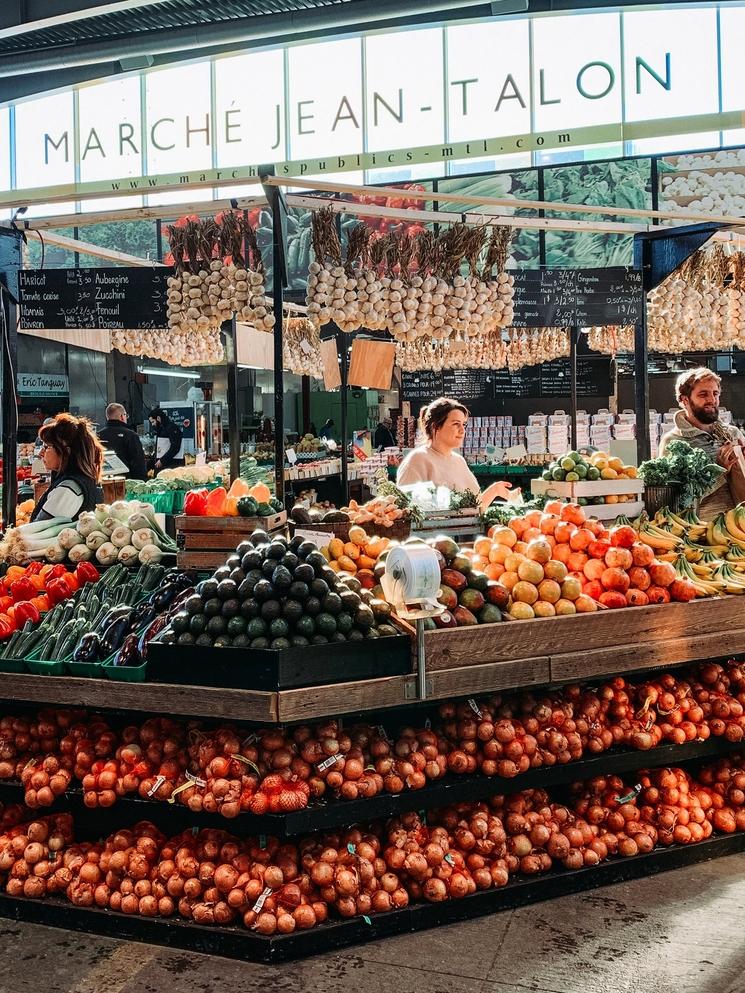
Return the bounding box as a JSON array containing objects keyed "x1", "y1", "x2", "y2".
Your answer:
[{"x1": 0, "y1": 595, "x2": 742, "y2": 722}]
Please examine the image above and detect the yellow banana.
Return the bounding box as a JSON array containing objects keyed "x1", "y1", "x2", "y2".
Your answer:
[
  {"x1": 725, "y1": 509, "x2": 745, "y2": 544},
  {"x1": 712, "y1": 564, "x2": 745, "y2": 594},
  {"x1": 711, "y1": 514, "x2": 734, "y2": 548},
  {"x1": 638, "y1": 525, "x2": 681, "y2": 552}
]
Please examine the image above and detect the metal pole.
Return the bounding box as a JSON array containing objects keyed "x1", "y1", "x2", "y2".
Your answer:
[
  {"x1": 635, "y1": 238, "x2": 652, "y2": 463},
  {"x1": 0, "y1": 229, "x2": 21, "y2": 531},
  {"x1": 272, "y1": 214, "x2": 285, "y2": 505},
  {"x1": 338, "y1": 330, "x2": 349, "y2": 505},
  {"x1": 225, "y1": 316, "x2": 240, "y2": 483},
  {"x1": 301, "y1": 375, "x2": 311, "y2": 436},
  {"x1": 569, "y1": 326, "x2": 578, "y2": 452},
  {"x1": 416, "y1": 616, "x2": 427, "y2": 700}
]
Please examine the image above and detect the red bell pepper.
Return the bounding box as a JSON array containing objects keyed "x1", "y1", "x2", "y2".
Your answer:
[
  {"x1": 184, "y1": 488, "x2": 209, "y2": 516},
  {"x1": 24, "y1": 562, "x2": 43, "y2": 576},
  {"x1": 41, "y1": 564, "x2": 68, "y2": 582},
  {"x1": 9, "y1": 577, "x2": 36, "y2": 603},
  {"x1": 75, "y1": 562, "x2": 100, "y2": 586},
  {"x1": 0, "y1": 615, "x2": 14, "y2": 640},
  {"x1": 46, "y1": 577, "x2": 71, "y2": 605},
  {"x1": 59, "y1": 573, "x2": 79, "y2": 593},
  {"x1": 0, "y1": 596, "x2": 13, "y2": 615},
  {"x1": 13, "y1": 602, "x2": 40, "y2": 626}
]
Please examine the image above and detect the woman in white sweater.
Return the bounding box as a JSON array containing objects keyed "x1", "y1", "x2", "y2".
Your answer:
[{"x1": 397, "y1": 397, "x2": 512, "y2": 512}]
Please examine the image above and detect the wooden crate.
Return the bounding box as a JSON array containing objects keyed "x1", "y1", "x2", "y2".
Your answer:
[
  {"x1": 175, "y1": 512, "x2": 286, "y2": 548},
  {"x1": 421, "y1": 596, "x2": 745, "y2": 674},
  {"x1": 532, "y1": 479, "x2": 644, "y2": 498}
]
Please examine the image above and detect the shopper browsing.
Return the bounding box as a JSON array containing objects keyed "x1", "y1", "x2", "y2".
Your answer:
[
  {"x1": 397, "y1": 397, "x2": 513, "y2": 512},
  {"x1": 148, "y1": 408, "x2": 184, "y2": 473},
  {"x1": 320, "y1": 419, "x2": 335, "y2": 440},
  {"x1": 31, "y1": 414, "x2": 104, "y2": 522},
  {"x1": 374, "y1": 416, "x2": 396, "y2": 451},
  {"x1": 659, "y1": 368, "x2": 745, "y2": 515},
  {"x1": 98, "y1": 403, "x2": 147, "y2": 481}
]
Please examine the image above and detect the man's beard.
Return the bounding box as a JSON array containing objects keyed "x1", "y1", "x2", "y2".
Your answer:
[{"x1": 689, "y1": 400, "x2": 719, "y2": 425}]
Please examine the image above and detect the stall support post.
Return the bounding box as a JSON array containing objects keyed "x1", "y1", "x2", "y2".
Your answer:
[
  {"x1": 301, "y1": 376, "x2": 311, "y2": 436},
  {"x1": 0, "y1": 228, "x2": 21, "y2": 530},
  {"x1": 569, "y1": 326, "x2": 578, "y2": 452},
  {"x1": 225, "y1": 316, "x2": 241, "y2": 483},
  {"x1": 632, "y1": 222, "x2": 721, "y2": 463},
  {"x1": 337, "y1": 331, "x2": 349, "y2": 505},
  {"x1": 260, "y1": 170, "x2": 289, "y2": 505}
]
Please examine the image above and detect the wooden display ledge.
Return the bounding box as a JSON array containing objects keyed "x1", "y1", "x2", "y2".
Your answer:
[{"x1": 0, "y1": 598, "x2": 742, "y2": 724}]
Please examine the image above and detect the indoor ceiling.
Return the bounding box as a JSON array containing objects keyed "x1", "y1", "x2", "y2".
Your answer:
[{"x1": 0, "y1": 0, "x2": 742, "y2": 102}]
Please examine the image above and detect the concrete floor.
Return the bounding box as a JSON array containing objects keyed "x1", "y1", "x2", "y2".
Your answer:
[{"x1": 0, "y1": 855, "x2": 743, "y2": 993}]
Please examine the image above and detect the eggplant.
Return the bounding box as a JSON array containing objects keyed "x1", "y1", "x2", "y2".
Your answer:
[
  {"x1": 100, "y1": 615, "x2": 133, "y2": 657},
  {"x1": 148, "y1": 584, "x2": 182, "y2": 612},
  {"x1": 138, "y1": 615, "x2": 169, "y2": 661},
  {"x1": 113, "y1": 633, "x2": 142, "y2": 667},
  {"x1": 130, "y1": 601, "x2": 157, "y2": 630},
  {"x1": 99, "y1": 605, "x2": 134, "y2": 632},
  {"x1": 72, "y1": 632, "x2": 101, "y2": 663}
]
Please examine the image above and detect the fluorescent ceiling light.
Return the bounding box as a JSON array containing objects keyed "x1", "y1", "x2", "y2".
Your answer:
[{"x1": 138, "y1": 366, "x2": 199, "y2": 380}]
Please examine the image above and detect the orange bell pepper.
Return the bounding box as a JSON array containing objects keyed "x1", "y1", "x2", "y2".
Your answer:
[
  {"x1": 228, "y1": 478, "x2": 250, "y2": 499},
  {"x1": 205, "y1": 486, "x2": 228, "y2": 517},
  {"x1": 59, "y1": 572, "x2": 80, "y2": 593},
  {"x1": 0, "y1": 596, "x2": 13, "y2": 615},
  {"x1": 30, "y1": 594, "x2": 50, "y2": 614},
  {"x1": 4, "y1": 566, "x2": 26, "y2": 584},
  {"x1": 223, "y1": 495, "x2": 240, "y2": 517},
  {"x1": 28, "y1": 575, "x2": 45, "y2": 592}
]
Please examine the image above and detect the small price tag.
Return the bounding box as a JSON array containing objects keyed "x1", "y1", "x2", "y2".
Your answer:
[
  {"x1": 617, "y1": 784, "x2": 642, "y2": 805},
  {"x1": 192, "y1": 826, "x2": 199, "y2": 836},
  {"x1": 195, "y1": 451, "x2": 207, "y2": 467},
  {"x1": 362, "y1": 915, "x2": 372, "y2": 926},
  {"x1": 444, "y1": 853, "x2": 455, "y2": 866},
  {"x1": 286, "y1": 447, "x2": 298, "y2": 466},
  {"x1": 424, "y1": 718, "x2": 432, "y2": 730},
  {"x1": 317, "y1": 754, "x2": 342, "y2": 772},
  {"x1": 259, "y1": 834, "x2": 267, "y2": 850},
  {"x1": 252, "y1": 886, "x2": 272, "y2": 913},
  {"x1": 147, "y1": 774, "x2": 166, "y2": 798},
  {"x1": 299, "y1": 338, "x2": 314, "y2": 355},
  {"x1": 347, "y1": 843, "x2": 356, "y2": 855},
  {"x1": 468, "y1": 698, "x2": 483, "y2": 719},
  {"x1": 376, "y1": 725, "x2": 388, "y2": 741},
  {"x1": 186, "y1": 770, "x2": 207, "y2": 788},
  {"x1": 294, "y1": 528, "x2": 333, "y2": 549}
]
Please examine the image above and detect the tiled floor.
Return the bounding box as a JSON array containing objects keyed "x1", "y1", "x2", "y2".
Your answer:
[{"x1": 2, "y1": 855, "x2": 743, "y2": 993}]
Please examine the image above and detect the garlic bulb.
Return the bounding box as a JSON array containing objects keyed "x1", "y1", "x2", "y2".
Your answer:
[
  {"x1": 111, "y1": 326, "x2": 224, "y2": 366},
  {"x1": 306, "y1": 210, "x2": 514, "y2": 343},
  {"x1": 283, "y1": 317, "x2": 324, "y2": 379},
  {"x1": 396, "y1": 327, "x2": 569, "y2": 372}
]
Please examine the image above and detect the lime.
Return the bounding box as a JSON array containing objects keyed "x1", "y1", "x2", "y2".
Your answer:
[{"x1": 552, "y1": 468, "x2": 566, "y2": 481}]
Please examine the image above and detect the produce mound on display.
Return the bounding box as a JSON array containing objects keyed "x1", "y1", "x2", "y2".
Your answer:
[
  {"x1": 0, "y1": 502, "x2": 177, "y2": 567},
  {"x1": 0, "y1": 748, "x2": 744, "y2": 930},
  {"x1": 161, "y1": 529, "x2": 400, "y2": 652}
]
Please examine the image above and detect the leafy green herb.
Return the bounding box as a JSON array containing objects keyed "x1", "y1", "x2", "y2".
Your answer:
[{"x1": 638, "y1": 440, "x2": 725, "y2": 509}]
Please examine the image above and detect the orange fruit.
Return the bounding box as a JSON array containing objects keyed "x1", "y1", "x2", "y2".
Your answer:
[{"x1": 512, "y1": 581, "x2": 539, "y2": 605}]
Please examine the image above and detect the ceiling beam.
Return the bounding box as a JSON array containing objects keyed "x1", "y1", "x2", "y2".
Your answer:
[{"x1": 0, "y1": 0, "x2": 172, "y2": 37}]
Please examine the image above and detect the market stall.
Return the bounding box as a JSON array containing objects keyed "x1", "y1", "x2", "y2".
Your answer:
[{"x1": 0, "y1": 174, "x2": 743, "y2": 965}]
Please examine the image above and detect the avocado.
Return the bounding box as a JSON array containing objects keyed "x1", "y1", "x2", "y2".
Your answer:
[
  {"x1": 206, "y1": 615, "x2": 227, "y2": 637},
  {"x1": 270, "y1": 637, "x2": 291, "y2": 649},
  {"x1": 247, "y1": 618, "x2": 268, "y2": 639},
  {"x1": 213, "y1": 566, "x2": 231, "y2": 583},
  {"x1": 304, "y1": 596, "x2": 321, "y2": 617},
  {"x1": 271, "y1": 565, "x2": 292, "y2": 591},
  {"x1": 282, "y1": 599, "x2": 304, "y2": 625},
  {"x1": 250, "y1": 637, "x2": 270, "y2": 649},
  {"x1": 340, "y1": 590, "x2": 361, "y2": 613},
  {"x1": 269, "y1": 618, "x2": 290, "y2": 640},
  {"x1": 196, "y1": 579, "x2": 217, "y2": 600},
  {"x1": 239, "y1": 598, "x2": 260, "y2": 620},
  {"x1": 310, "y1": 577, "x2": 329, "y2": 598},
  {"x1": 189, "y1": 613, "x2": 207, "y2": 636},
  {"x1": 171, "y1": 611, "x2": 190, "y2": 635},
  {"x1": 295, "y1": 615, "x2": 315, "y2": 638},
  {"x1": 305, "y1": 551, "x2": 328, "y2": 574},
  {"x1": 213, "y1": 635, "x2": 232, "y2": 648},
  {"x1": 294, "y1": 563, "x2": 315, "y2": 584},
  {"x1": 203, "y1": 597, "x2": 222, "y2": 617},
  {"x1": 315, "y1": 612, "x2": 337, "y2": 636},
  {"x1": 221, "y1": 598, "x2": 240, "y2": 618},
  {"x1": 217, "y1": 579, "x2": 238, "y2": 601},
  {"x1": 347, "y1": 629, "x2": 364, "y2": 642},
  {"x1": 311, "y1": 635, "x2": 329, "y2": 645},
  {"x1": 281, "y1": 552, "x2": 299, "y2": 572},
  {"x1": 225, "y1": 555, "x2": 241, "y2": 571},
  {"x1": 236, "y1": 540, "x2": 253, "y2": 558},
  {"x1": 195, "y1": 633, "x2": 214, "y2": 648},
  {"x1": 377, "y1": 624, "x2": 398, "y2": 637},
  {"x1": 261, "y1": 599, "x2": 282, "y2": 621},
  {"x1": 241, "y1": 549, "x2": 263, "y2": 571},
  {"x1": 231, "y1": 633, "x2": 251, "y2": 648},
  {"x1": 330, "y1": 632, "x2": 347, "y2": 643},
  {"x1": 343, "y1": 576, "x2": 362, "y2": 594},
  {"x1": 322, "y1": 592, "x2": 342, "y2": 615},
  {"x1": 296, "y1": 542, "x2": 317, "y2": 560},
  {"x1": 176, "y1": 632, "x2": 196, "y2": 647},
  {"x1": 262, "y1": 558, "x2": 278, "y2": 578},
  {"x1": 336, "y1": 612, "x2": 353, "y2": 635},
  {"x1": 365, "y1": 627, "x2": 380, "y2": 639},
  {"x1": 253, "y1": 580, "x2": 274, "y2": 602},
  {"x1": 251, "y1": 529, "x2": 270, "y2": 546},
  {"x1": 290, "y1": 635, "x2": 310, "y2": 648},
  {"x1": 322, "y1": 510, "x2": 350, "y2": 523},
  {"x1": 288, "y1": 581, "x2": 309, "y2": 602},
  {"x1": 227, "y1": 616, "x2": 247, "y2": 637},
  {"x1": 229, "y1": 568, "x2": 246, "y2": 586},
  {"x1": 354, "y1": 605, "x2": 375, "y2": 629}
]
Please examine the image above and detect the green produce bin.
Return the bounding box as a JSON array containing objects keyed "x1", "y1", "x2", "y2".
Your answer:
[
  {"x1": 102, "y1": 656, "x2": 148, "y2": 682},
  {"x1": 24, "y1": 651, "x2": 67, "y2": 676},
  {"x1": 0, "y1": 656, "x2": 27, "y2": 674}
]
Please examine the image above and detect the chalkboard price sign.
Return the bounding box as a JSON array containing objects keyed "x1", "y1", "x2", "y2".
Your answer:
[
  {"x1": 511, "y1": 267, "x2": 642, "y2": 328},
  {"x1": 19, "y1": 267, "x2": 171, "y2": 331},
  {"x1": 400, "y1": 371, "x2": 444, "y2": 401},
  {"x1": 442, "y1": 368, "x2": 493, "y2": 401}
]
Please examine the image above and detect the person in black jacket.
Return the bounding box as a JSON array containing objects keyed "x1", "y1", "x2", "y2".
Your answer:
[
  {"x1": 148, "y1": 407, "x2": 184, "y2": 472},
  {"x1": 98, "y1": 403, "x2": 147, "y2": 480},
  {"x1": 31, "y1": 414, "x2": 104, "y2": 522},
  {"x1": 374, "y1": 416, "x2": 396, "y2": 451}
]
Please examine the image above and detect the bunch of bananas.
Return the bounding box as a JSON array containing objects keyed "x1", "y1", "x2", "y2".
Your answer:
[{"x1": 645, "y1": 504, "x2": 745, "y2": 596}]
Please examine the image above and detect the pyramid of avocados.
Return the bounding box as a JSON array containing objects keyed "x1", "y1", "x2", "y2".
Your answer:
[{"x1": 171, "y1": 530, "x2": 400, "y2": 649}]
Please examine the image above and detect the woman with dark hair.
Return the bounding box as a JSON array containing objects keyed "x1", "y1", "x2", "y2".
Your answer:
[
  {"x1": 396, "y1": 397, "x2": 512, "y2": 511},
  {"x1": 31, "y1": 414, "x2": 104, "y2": 522}
]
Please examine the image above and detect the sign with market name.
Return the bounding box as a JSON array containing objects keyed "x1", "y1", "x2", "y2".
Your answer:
[
  {"x1": 0, "y1": 4, "x2": 740, "y2": 208},
  {"x1": 17, "y1": 373, "x2": 69, "y2": 396}
]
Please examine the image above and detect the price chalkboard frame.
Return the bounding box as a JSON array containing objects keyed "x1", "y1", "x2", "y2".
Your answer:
[
  {"x1": 511, "y1": 267, "x2": 642, "y2": 328},
  {"x1": 18, "y1": 266, "x2": 171, "y2": 331}
]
